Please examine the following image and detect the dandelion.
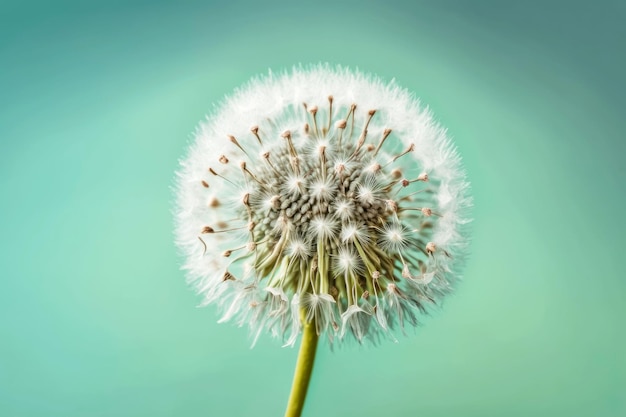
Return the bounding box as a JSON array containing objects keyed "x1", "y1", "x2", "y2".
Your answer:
[{"x1": 174, "y1": 64, "x2": 471, "y2": 417}]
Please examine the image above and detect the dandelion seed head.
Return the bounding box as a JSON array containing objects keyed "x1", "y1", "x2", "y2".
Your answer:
[
  {"x1": 333, "y1": 247, "x2": 363, "y2": 276},
  {"x1": 283, "y1": 174, "x2": 306, "y2": 197},
  {"x1": 340, "y1": 222, "x2": 368, "y2": 244},
  {"x1": 356, "y1": 182, "x2": 376, "y2": 205},
  {"x1": 287, "y1": 236, "x2": 313, "y2": 260},
  {"x1": 309, "y1": 178, "x2": 336, "y2": 201},
  {"x1": 175, "y1": 64, "x2": 471, "y2": 346},
  {"x1": 379, "y1": 222, "x2": 409, "y2": 254},
  {"x1": 333, "y1": 198, "x2": 354, "y2": 222}
]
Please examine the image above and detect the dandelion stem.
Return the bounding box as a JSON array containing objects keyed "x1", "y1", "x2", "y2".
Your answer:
[{"x1": 284, "y1": 309, "x2": 319, "y2": 417}]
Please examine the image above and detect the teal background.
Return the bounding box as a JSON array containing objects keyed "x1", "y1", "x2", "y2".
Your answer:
[{"x1": 1, "y1": 1, "x2": 624, "y2": 416}]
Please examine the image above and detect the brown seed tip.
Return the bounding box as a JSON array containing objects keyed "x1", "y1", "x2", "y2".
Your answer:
[
  {"x1": 209, "y1": 197, "x2": 220, "y2": 208},
  {"x1": 201, "y1": 226, "x2": 214, "y2": 234},
  {"x1": 362, "y1": 291, "x2": 370, "y2": 300},
  {"x1": 281, "y1": 130, "x2": 291, "y2": 139},
  {"x1": 262, "y1": 151, "x2": 270, "y2": 159},
  {"x1": 417, "y1": 172, "x2": 429, "y2": 182},
  {"x1": 401, "y1": 178, "x2": 410, "y2": 187},
  {"x1": 328, "y1": 95, "x2": 333, "y2": 102},
  {"x1": 219, "y1": 155, "x2": 229, "y2": 164},
  {"x1": 270, "y1": 195, "x2": 280, "y2": 209},
  {"x1": 309, "y1": 106, "x2": 318, "y2": 115},
  {"x1": 222, "y1": 250, "x2": 232, "y2": 257},
  {"x1": 201, "y1": 180, "x2": 209, "y2": 188},
  {"x1": 304, "y1": 123, "x2": 310, "y2": 134},
  {"x1": 426, "y1": 242, "x2": 437, "y2": 254},
  {"x1": 383, "y1": 128, "x2": 392, "y2": 137},
  {"x1": 222, "y1": 271, "x2": 236, "y2": 281},
  {"x1": 335, "y1": 119, "x2": 347, "y2": 129},
  {"x1": 330, "y1": 286, "x2": 339, "y2": 298},
  {"x1": 239, "y1": 161, "x2": 246, "y2": 169},
  {"x1": 408, "y1": 143, "x2": 415, "y2": 152},
  {"x1": 421, "y1": 207, "x2": 433, "y2": 216},
  {"x1": 402, "y1": 264, "x2": 412, "y2": 279},
  {"x1": 366, "y1": 144, "x2": 375, "y2": 152},
  {"x1": 243, "y1": 193, "x2": 250, "y2": 206},
  {"x1": 250, "y1": 125, "x2": 259, "y2": 134},
  {"x1": 208, "y1": 168, "x2": 218, "y2": 176},
  {"x1": 247, "y1": 221, "x2": 256, "y2": 231},
  {"x1": 247, "y1": 242, "x2": 257, "y2": 251},
  {"x1": 368, "y1": 109, "x2": 377, "y2": 116},
  {"x1": 227, "y1": 134, "x2": 237, "y2": 143},
  {"x1": 391, "y1": 169, "x2": 402, "y2": 179}
]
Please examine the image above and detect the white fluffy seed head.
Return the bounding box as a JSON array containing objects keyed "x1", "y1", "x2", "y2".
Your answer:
[
  {"x1": 333, "y1": 247, "x2": 363, "y2": 276},
  {"x1": 333, "y1": 199, "x2": 354, "y2": 222},
  {"x1": 283, "y1": 174, "x2": 306, "y2": 196},
  {"x1": 310, "y1": 178, "x2": 336, "y2": 201},
  {"x1": 340, "y1": 223, "x2": 368, "y2": 244},
  {"x1": 287, "y1": 236, "x2": 313, "y2": 260},
  {"x1": 356, "y1": 183, "x2": 375, "y2": 205},
  {"x1": 309, "y1": 215, "x2": 339, "y2": 240},
  {"x1": 174, "y1": 64, "x2": 471, "y2": 347},
  {"x1": 379, "y1": 222, "x2": 409, "y2": 254}
]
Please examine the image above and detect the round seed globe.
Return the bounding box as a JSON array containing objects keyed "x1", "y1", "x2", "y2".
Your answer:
[{"x1": 175, "y1": 65, "x2": 471, "y2": 349}]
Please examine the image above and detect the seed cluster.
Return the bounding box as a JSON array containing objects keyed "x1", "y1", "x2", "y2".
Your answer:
[{"x1": 196, "y1": 96, "x2": 448, "y2": 343}]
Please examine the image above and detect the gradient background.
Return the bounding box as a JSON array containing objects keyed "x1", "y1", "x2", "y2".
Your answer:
[{"x1": 1, "y1": 1, "x2": 624, "y2": 416}]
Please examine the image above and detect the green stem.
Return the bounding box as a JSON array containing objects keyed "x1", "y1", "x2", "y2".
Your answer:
[{"x1": 284, "y1": 310, "x2": 319, "y2": 417}]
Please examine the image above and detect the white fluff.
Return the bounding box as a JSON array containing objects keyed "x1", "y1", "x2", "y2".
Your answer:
[{"x1": 174, "y1": 64, "x2": 471, "y2": 346}]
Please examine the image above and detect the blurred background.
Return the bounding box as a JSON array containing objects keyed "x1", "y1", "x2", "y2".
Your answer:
[{"x1": 1, "y1": 1, "x2": 624, "y2": 416}]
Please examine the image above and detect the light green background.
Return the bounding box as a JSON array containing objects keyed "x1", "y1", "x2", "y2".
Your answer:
[{"x1": 1, "y1": 1, "x2": 624, "y2": 416}]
